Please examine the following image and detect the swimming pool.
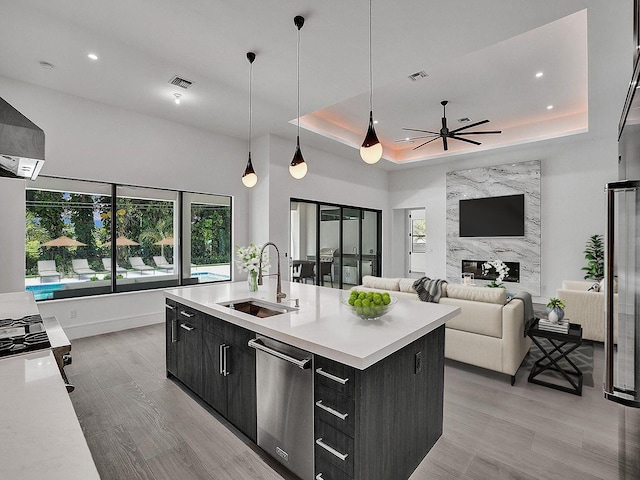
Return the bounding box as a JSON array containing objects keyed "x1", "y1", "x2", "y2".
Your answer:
[{"x1": 26, "y1": 283, "x2": 65, "y2": 301}]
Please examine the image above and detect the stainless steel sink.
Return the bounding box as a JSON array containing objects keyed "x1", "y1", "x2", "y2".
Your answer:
[{"x1": 218, "y1": 299, "x2": 297, "y2": 318}]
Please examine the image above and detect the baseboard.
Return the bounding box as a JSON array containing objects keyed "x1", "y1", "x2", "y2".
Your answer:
[{"x1": 64, "y1": 312, "x2": 164, "y2": 340}]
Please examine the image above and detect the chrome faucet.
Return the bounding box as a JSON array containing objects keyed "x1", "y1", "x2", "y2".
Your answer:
[{"x1": 258, "y1": 242, "x2": 286, "y2": 303}]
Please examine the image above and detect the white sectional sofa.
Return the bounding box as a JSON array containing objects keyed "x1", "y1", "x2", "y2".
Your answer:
[{"x1": 355, "y1": 276, "x2": 531, "y2": 384}]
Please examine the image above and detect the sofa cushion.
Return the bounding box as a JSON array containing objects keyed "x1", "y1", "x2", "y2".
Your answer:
[
  {"x1": 362, "y1": 275, "x2": 401, "y2": 291},
  {"x1": 351, "y1": 286, "x2": 417, "y2": 301},
  {"x1": 445, "y1": 284, "x2": 507, "y2": 305},
  {"x1": 440, "y1": 298, "x2": 504, "y2": 338},
  {"x1": 398, "y1": 278, "x2": 417, "y2": 293}
]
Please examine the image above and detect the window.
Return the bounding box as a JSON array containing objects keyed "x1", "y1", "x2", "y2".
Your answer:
[{"x1": 25, "y1": 177, "x2": 231, "y2": 300}]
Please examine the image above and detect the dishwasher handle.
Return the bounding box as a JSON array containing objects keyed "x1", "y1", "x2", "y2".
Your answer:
[{"x1": 248, "y1": 338, "x2": 311, "y2": 369}]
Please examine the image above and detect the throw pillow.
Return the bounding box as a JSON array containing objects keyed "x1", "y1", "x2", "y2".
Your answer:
[{"x1": 587, "y1": 282, "x2": 600, "y2": 292}]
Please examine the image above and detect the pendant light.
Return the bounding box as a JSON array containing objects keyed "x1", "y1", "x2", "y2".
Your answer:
[
  {"x1": 360, "y1": 0, "x2": 383, "y2": 164},
  {"x1": 289, "y1": 15, "x2": 308, "y2": 180},
  {"x1": 241, "y1": 52, "x2": 258, "y2": 188}
]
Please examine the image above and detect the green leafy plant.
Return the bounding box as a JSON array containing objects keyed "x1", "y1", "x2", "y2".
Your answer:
[
  {"x1": 546, "y1": 297, "x2": 566, "y2": 310},
  {"x1": 582, "y1": 234, "x2": 604, "y2": 281}
]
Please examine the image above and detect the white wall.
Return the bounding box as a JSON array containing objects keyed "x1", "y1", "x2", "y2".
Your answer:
[
  {"x1": 0, "y1": 177, "x2": 26, "y2": 293},
  {"x1": 0, "y1": 76, "x2": 251, "y2": 338}
]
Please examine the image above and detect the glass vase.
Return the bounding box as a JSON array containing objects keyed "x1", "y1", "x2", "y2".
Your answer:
[{"x1": 248, "y1": 271, "x2": 258, "y2": 292}]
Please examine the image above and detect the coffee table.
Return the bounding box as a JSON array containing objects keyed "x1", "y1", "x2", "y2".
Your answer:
[{"x1": 527, "y1": 319, "x2": 583, "y2": 396}]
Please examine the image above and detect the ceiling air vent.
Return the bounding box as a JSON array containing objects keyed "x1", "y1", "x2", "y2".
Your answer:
[
  {"x1": 169, "y1": 76, "x2": 194, "y2": 89},
  {"x1": 458, "y1": 117, "x2": 471, "y2": 123},
  {"x1": 407, "y1": 70, "x2": 428, "y2": 82}
]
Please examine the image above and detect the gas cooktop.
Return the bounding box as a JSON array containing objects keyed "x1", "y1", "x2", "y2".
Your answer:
[{"x1": 0, "y1": 314, "x2": 51, "y2": 358}]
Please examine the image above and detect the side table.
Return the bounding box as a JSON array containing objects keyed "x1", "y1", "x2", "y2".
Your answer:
[{"x1": 527, "y1": 319, "x2": 583, "y2": 396}]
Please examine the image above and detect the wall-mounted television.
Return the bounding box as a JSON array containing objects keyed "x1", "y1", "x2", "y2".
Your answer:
[{"x1": 459, "y1": 194, "x2": 525, "y2": 237}]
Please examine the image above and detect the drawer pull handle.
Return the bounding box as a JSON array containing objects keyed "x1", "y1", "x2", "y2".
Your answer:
[
  {"x1": 316, "y1": 438, "x2": 348, "y2": 461},
  {"x1": 316, "y1": 368, "x2": 349, "y2": 385},
  {"x1": 316, "y1": 474, "x2": 324, "y2": 480},
  {"x1": 165, "y1": 304, "x2": 175, "y2": 311},
  {"x1": 180, "y1": 323, "x2": 195, "y2": 331},
  {"x1": 180, "y1": 310, "x2": 195, "y2": 318},
  {"x1": 315, "y1": 400, "x2": 348, "y2": 420}
]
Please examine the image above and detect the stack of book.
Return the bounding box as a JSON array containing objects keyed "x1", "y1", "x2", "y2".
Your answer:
[{"x1": 538, "y1": 318, "x2": 569, "y2": 334}]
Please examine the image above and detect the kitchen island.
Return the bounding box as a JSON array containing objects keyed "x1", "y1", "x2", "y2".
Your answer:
[{"x1": 165, "y1": 280, "x2": 459, "y2": 480}]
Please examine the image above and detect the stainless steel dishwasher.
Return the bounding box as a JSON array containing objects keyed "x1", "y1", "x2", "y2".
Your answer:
[{"x1": 248, "y1": 335, "x2": 314, "y2": 480}]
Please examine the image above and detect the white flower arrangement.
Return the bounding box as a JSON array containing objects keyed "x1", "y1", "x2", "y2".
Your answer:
[
  {"x1": 482, "y1": 259, "x2": 510, "y2": 287},
  {"x1": 235, "y1": 243, "x2": 269, "y2": 274}
]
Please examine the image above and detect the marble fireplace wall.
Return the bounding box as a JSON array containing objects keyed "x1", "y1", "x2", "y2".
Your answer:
[{"x1": 446, "y1": 160, "x2": 541, "y2": 296}]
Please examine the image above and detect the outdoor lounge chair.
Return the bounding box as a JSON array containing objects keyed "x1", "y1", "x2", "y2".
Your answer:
[
  {"x1": 37, "y1": 260, "x2": 61, "y2": 283},
  {"x1": 129, "y1": 256, "x2": 155, "y2": 274},
  {"x1": 102, "y1": 258, "x2": 127, "y2": 275},
  {"x1": 72, "y1": 259, "x2": 97, "y2": 277},
  {"x1": 153, "y1": 256, "x2": 174, "y2": 272}
]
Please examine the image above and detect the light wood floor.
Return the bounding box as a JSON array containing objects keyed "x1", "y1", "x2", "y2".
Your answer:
[{"x1": 66, "y1": 323, "x2": 624, "y2": 480}]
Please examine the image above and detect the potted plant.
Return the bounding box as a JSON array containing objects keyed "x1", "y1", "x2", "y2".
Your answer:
[
  {"x1": 546, "y1": 297, "x2": 566, "y2": 323},
  {"x1": 582, "y1": 234, "x2": 604, "y2": 281}
]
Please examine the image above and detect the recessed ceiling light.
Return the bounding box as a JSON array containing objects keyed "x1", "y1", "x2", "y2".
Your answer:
[
  {"x1": 405, "y1": 137, "x2": 410, "y2": 141},
  {"x1": 173, "y1": 93, "x2": 182, "y2": 105},
  {"x1": 39, "y1": 61, "x2": 54, "y2": 69},
  {"x1": 373, "y1": 120, "x2": 378, "y2": 124},
  {"x1": 547, "y1": 105, "x2": 554, "y2": 110},
  {"x1": 87, "y1": 53, "x2": 98, "y2": 60},
  {"x1": 536, "y1": 72, "x2": 543, "y2": 78}
]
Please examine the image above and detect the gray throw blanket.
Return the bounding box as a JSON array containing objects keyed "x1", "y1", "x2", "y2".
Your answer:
[
  {"x1": 509, "y1": 291, "x2": 537, "y2": 335},
  {"x1": 413, "y1": 277, "x2": 448, "y2": 303}
]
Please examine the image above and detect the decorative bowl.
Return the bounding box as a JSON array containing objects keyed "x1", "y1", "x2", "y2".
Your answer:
[{"x1": 341, "y1": 295, "x2": 397, "y2": 321}]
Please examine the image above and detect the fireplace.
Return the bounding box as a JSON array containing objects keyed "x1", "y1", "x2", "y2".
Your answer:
[{"x1": 461, "y1": 260, "x2": 520, "y2": 283}]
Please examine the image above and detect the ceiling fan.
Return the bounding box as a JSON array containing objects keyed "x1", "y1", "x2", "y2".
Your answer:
[{"x1": 399, "y1": 100, "x2": 502, "y2": 151}]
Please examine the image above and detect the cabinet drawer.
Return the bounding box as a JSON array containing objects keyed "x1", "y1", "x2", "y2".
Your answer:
[
  {"x1": 315, "y1": 421, "x2": 354, "y2": 477},
  {"x1": 315, "y1": 356, "x2": 355, "y2": 396},
  {"x1": 315, "y1": 457, "x2": 353, "y2": 480},
  {"x1": 315, "y1": 384, "x2": 355, "y2": 437}
]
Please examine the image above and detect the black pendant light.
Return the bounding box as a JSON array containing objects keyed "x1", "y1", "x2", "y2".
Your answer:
[
  {"x1": 289, "y1": 15, "x2": 308, "y2": 180},
  {"x1": 242, "y1": 52, "x2": 258, "y2": 188},
  {"x1": 360, "y1": 0, "x2": 383, "y2": 164}
]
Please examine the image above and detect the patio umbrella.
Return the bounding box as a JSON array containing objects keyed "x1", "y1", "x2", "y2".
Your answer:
[
  {"x1": 154, "y1": 237, "x2": 174, "y2": 257},
  {"x1": 103, "y1": 236, "x2": 140, "y2": 247},
  {"x1": 41, "y1": 236, "x2": 86, "y2": 247},
  {"x1": 154, "y1": 237, "x2": 174, "y2": 246},
  {"x1": 41, "y1": 236, "x2": 87, "y2": 275}
]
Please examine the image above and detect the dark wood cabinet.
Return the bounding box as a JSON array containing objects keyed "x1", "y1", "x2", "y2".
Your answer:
[
  {"x1": 165, "y1": 301, "x2": 256, "y2": 442},
  {"x1": 201, "y1": 313, "x2": 256, "y2": 442},
  {"x1": 175, "y1": 305, "x2": 202, "y2": 396},
  {"x1": 165, "y1": 300, "x2": 178, "y2": 377},
  {"x1": 314, "y1": 325, "x2": 445, "y2": 480}
]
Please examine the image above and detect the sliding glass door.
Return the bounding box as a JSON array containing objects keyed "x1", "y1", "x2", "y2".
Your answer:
[{"x1": 291, "y1": 199, "x2": 381, "y2": 290}]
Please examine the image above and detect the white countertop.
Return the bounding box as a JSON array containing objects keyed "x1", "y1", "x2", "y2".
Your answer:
[
  {"x1": 166, "y1": 280, "x2": 460, "y2": 369},
  {"x1": 0, "y1": 350, "x2": 100, "y2": 480},
  {"x1": 0, "y1": 290, "x2": 98, "y2": 480}
]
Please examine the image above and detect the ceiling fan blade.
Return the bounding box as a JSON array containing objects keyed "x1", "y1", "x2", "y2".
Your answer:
[
  {"x1": 442, "y1": 135, "x2": 448, "y2": 151},
  {"x1": 449, "y1": 119, "x2": 490, "y2": 133},
  {"x1": 449, "y1": 135, "x2": 481, "y2": 146},
  {"x1": 394, "y1": 135, "x2": 439, "y2": 143},
  {"x1": 402, "y1": 128, "x2": 440, "y2": 135},
  {"x1": 411, "y1": 137, "x2": 441, "y2": 150},
  {"x1": 454, "y1": 130, "x2": 502, "y2": 135}
]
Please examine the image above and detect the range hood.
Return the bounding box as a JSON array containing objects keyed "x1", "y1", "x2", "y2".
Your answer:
[{"x1": 0, "y1": 97, "x2": 45, "y2": 180}]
